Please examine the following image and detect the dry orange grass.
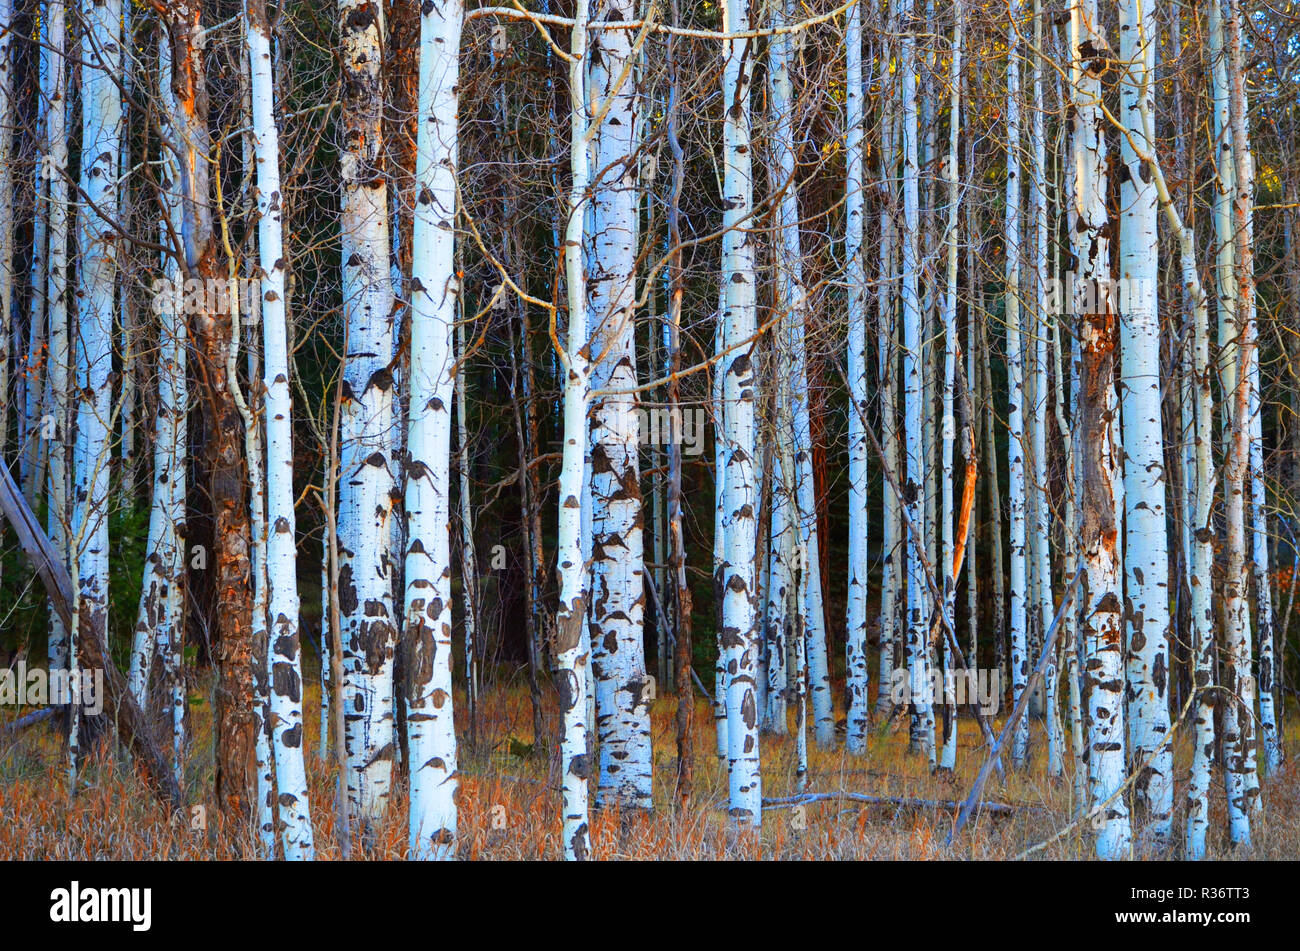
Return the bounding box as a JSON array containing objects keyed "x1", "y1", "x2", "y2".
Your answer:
[{"x1": 2, "y1": 667, "x2": 1297, "y2": 860}]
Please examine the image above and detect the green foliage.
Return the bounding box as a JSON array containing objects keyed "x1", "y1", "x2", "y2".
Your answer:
[
  {"x1": 106, "y1": 492, "x2": 150, "y2": 665},
  {"x1": 0, "y1": 496, "x2": 52, "y2": 656}
]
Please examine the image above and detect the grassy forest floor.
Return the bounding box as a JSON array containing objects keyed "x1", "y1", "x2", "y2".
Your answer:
[{"x1": 2, "y1": 661, "x2": 1297, "y2": 859}]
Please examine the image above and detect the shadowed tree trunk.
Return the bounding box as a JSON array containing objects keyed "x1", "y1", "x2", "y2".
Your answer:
[{"x1": 161, "y1": 0, "x2": 257, "y2": 825}]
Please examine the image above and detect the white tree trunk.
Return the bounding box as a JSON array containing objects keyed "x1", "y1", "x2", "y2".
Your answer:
[
  {"x1": 456, "y1": 314, "x2": 479, "y2": 721},
  {"x1": 900, "y1": 0, "x2": 934, "y2": 766},
  {"x1": 73, "y1": 0, "x2": 123, "y2": 731},
  {"x1": 44, "y1": 0, "x2": 71, "y2": 674},
  {"x1": 555, "y1": 0, "x2": 593, "y2": 860},
  {"x1": 247, "y1": 1, "x2": 315, "y2": 859},
  {"x1": 1118, "y1": 0, "x2": 1172, "y2": 842},
  {"x1": 719, "y1": 0, "x2": 762, "y2": 825},
  {"x1": 876, "y1": 28, "x2": 900, "y2": 719},
  {"x1": 156, "y1": 32, "x2": 188, "y2": 783},
  {"x1": 938, "y1": 0, "x2": 962, "y2": 772},
  {"x1": 1028, "y1": 0, "x2": 1059, "y2": 775},
  {"x1": 843, "y1": 0, "x2": 870, "y2": 755},
  {"x1": 1222, "y1": 0, "x2": 1260, "y2": 841},
  {"x1": 1070, "y1": 0, "x2": 1131, "y2": 859},
  {"x1": 1251, "y1": 346, "x2": 1280, "y2": 774},
  {"x1": 712, "y1": 284, "x2": 728, "y2": 758},
  {"x1": 586, "y1": 0, "x2": 652, "y2": 811},
  {"x1": 403, "y1": 0, "x2": 463, "y2": 861},
  {"x1": 1004, "y1": 0, "x2": 1028, "y2": 768},
  {"x1": 337, "y1": 0, "x2": 398, "y2": 828},
  {"x1": 764, "y1": 0, "x2": 831, "y2": 751},
  {"x1": 1233, "y1": 20, "x2": 1278, "y2": 779},
  {"x1": 128, "y1": 39, "x2": 189, "y2": 764},
  {"x1": 765, "y1": 401, "x2": 793, "y2": 735}
]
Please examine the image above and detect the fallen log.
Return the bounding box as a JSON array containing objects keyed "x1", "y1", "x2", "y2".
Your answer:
[
  {"x1": 763, "y1": 791, "x2": 1025, "y2": 816},
  {"x1": 1, "y1": 706, "x2": 57, "y2": 732}
]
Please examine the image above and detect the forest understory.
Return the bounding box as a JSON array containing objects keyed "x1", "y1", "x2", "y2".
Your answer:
[{"x1": 3, "y1": 669, "x2": 1298, "y2": 860}]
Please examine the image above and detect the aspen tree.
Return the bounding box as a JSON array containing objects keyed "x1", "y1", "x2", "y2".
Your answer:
[
  {"x1": 337, "y1": 0, "x2": 399, "y2": 828},
  {"x1": 765, "y1": 0, "x2": 832, "y2": 747},
  {"x1": 45, "y1": 0, "x2": 70, "y2": 675},
  {"x1": 1005, "y1": 0, "x2": 1030, "y2": 767},
  {"x1": 404, "y1": 0, "x2": 464, "y2": 860},
  {"x1": 555, "y1": 0, "x2": 594, "y2": 860},
  {"x1": 719, "y1": 0, "x2": 762, "y2": 824},
  {"x1": 900, "y1": 0, "x2": 935, "y2": 765},
  {"x1": 1070, "y1": 0, "x2": 1131, "y2": 859},
  {"x1": 73, "y1": 0, "x2": 124, "y2": 745},
  {"x1": 156, "y1": 30, "x2": 188, "y2": 782},
  {"x1": 247, "y1": 0, "x2": 315, "y2": 859},
  {"x1": 128, "y1": 37, "x2": 189, "y2": 773},
  {"x1": 1118, "y1": 0, "x2": 1172, "y2": 841},
  {"x1": 587, "y1": 0, "x2": 652, "y2": 811},
  {"x1": 876, "y1": 3, "x2": 900, "y2": 720},
  {"x1": 938, "y1": 0, "x2": 962, "y2": 772},
  {"x1": 844, "y1": 0, "x2": 871, "y2": 754},
  {"x1": 1221, "y1": 0, "x2": 1261, "y2": 841},
  {"x1": 1027, "y1": 0, "x2": 1061, "y2": 775}
]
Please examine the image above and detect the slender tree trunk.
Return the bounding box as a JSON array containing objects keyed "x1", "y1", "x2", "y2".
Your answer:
[
  {"x1": 586, "y1": 0, "x2": 652, "y2": 811},
  {"x1": 719, "y1": 0, "x2": 762, "y2": 826},
  {"x1": 167, "y1": 0, "x2": 258, "y2": 824},
  {"x1": 45, "y1": 0, "x2": 70, "y2": 675},
  {"x1": 980, "y1": 316, "x2": 1006, "y2": 691},
  {"x1": 938, "y1": 0, "x2": 962, "y2": 772},
  {"x1": 455, "y1": 312, "x2": 479, "y2": 737},
  {"x1": 876, "y1": 11, "x2": 899, "y2": 719},
  {"x1": 1231, "y1": 16, "x2": 1279, "y2": 781},
  {"x1": 246, "y1": 0, "x2": 315, "y2": 859},
  {"x1": 402, "y1": 0, "x2": 463, "y2": 861},
  {"x1": 157, "y1": 33, "x2": 188, "y2": 783},
  {"x1": 73, "y1": 0, "x2": 127, "y2": 767},
  {"x1": 235, "y1": 174, "x2": 275, "y2": 859},
  {"x1": 22, "y1": 0, "x2": 49, "y2": 503},
  {"x1": 1028, "y1": 0, "x2": 1060, "y2": 775},
  {"x1": 844, "y1": 0, "x2": 870, "y2": 754},
  {"x1": 1053, "y1": 302, "x2": 1085, "y2": 812},
  {"x1": 664, "y1": 6, "x2": 694, "y2": 793},
  {"x1": 555, "y1": 0, "x2": 593, "y2": 860},
  {"x1": 1221, "y1": 0, "x2": 1260, "y2": 841},
  {"x1": 128, "y1": 40, "x2": 189, "y2": 776},
  {"x1": 964, "y1": 123, "x2": 979, "y2": 670},
  {"x1": 1004, "y1": 0, "x2": 1029, "y2": 768},
  {"x1": 320, "y1": 453, "x2": 332, "y2": 761},
  {"x1": 1070, "y1": 0, "x2": 1131, "y2": 859},
  {"x1": 116, "y1": 5, "x2": 136, "y2": 504},
  {"x1": 712, "y1": 285, "x2": 728, "y2": 760},
  {"x1": 766, "y1": 0, "x2": 831, "y2": 751},
  {"x1": 337, "y1": 0, "x2": 399, "y2": 830},
  {"x1": 900, "y1": 0, "x2": 934, "y2": 766},
  {"x1": 1118, "y1": 0, "x2": 1173, "y2": 843}
]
